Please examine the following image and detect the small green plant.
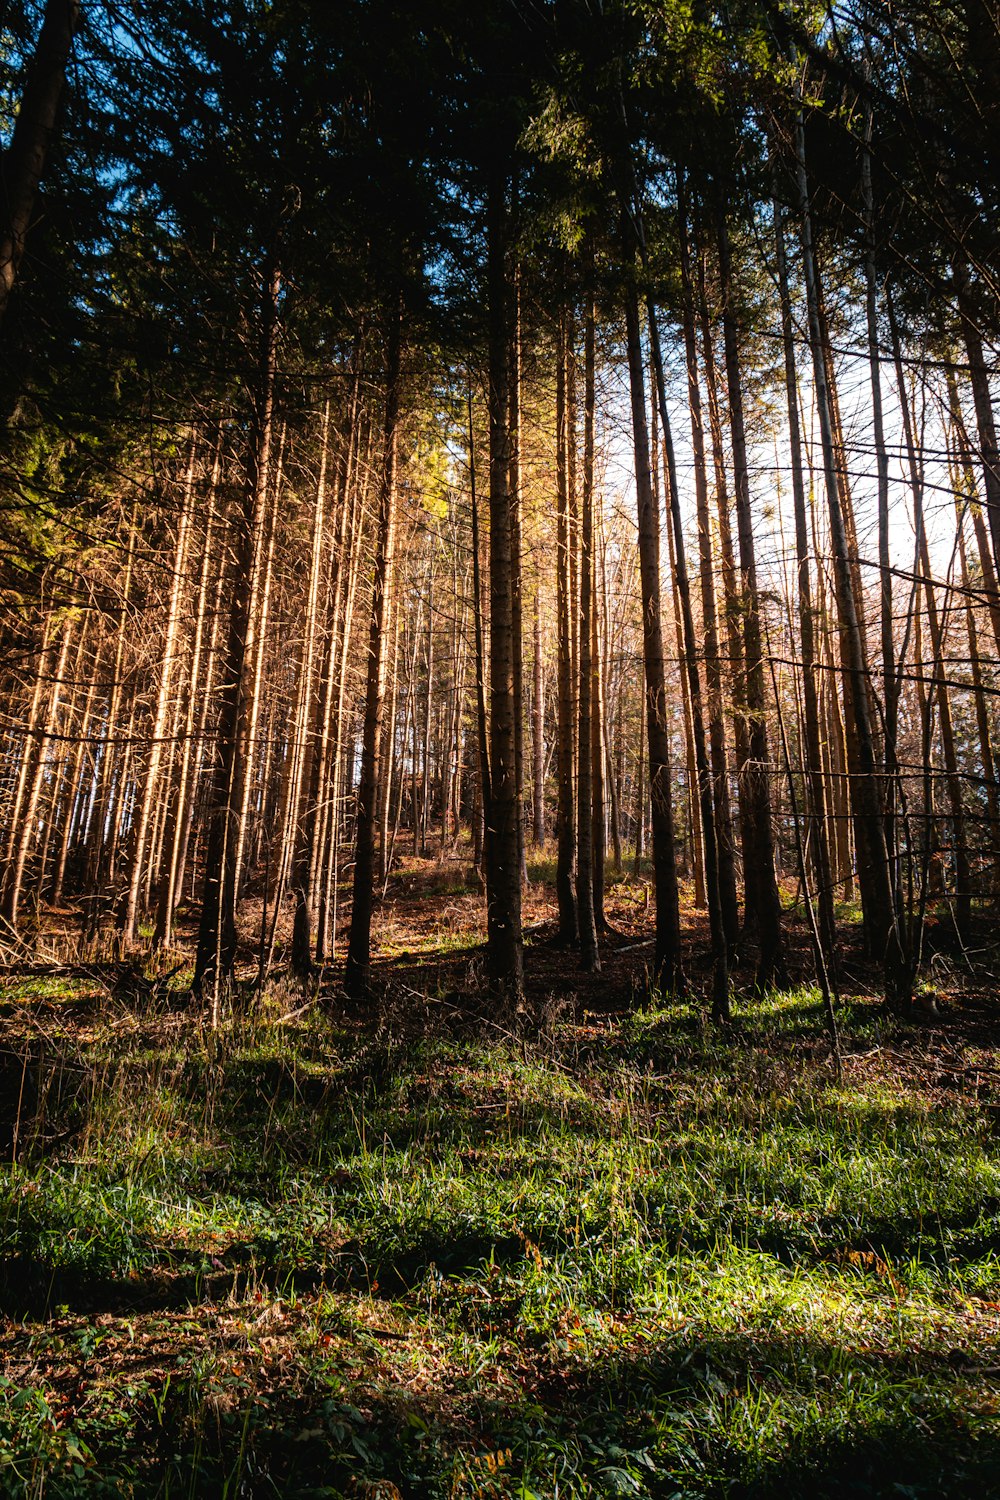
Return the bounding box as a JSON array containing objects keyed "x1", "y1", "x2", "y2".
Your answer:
[{"x1": 1, "y1": 983, "x2": 998, "y2": 1496}]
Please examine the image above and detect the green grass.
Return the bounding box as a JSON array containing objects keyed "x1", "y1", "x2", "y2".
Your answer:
[{"x1": 1, "y1": 983, "x2": 999, "y2": 1497}]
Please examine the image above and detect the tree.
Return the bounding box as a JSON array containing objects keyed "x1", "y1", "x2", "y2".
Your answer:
[{"x1": 0, "y1": 0, "x2": 79, "y2": 329}]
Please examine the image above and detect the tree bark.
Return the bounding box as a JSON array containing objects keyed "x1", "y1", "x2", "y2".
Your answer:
[
  {"x1": 678, "y1": 194, "x2": 739, "y2": 949},
  {"x1": 0, "y1": 0, "x2": 80, "y2": 329},
  {"x1": 717, "y1": 208, "x2": 786, "y2": 992},
  {"x1": 483, "y1": 175, "x2": 523, "y2": 1000},
  {"x1": 289, "y1": 403, "x2": 333, "y2": 979},
  {"x1": 532, "y1": 581, "x2": 545, "y2": 848},
  {"x1": 793, "y1": 115, "x2": 909, "y2": 1006},
  {"x1": 555, "y1": 307, "x2": 579, "y2": 944},
  {"x1": 121, "y1": 439, "x2": 197, "y2": 943},
  {"x1": 344, "y1": 300, "x2": 402, "y2": 997},
  {"x1": 697, "y1": 253, "x2": 753, "y2": 932},
  {"x1": 469, "y1": 380, "x2": 492, "y2": 838},
  {"x1": 576, "y1": 290, "x2": 599, "y2": 972},
  {"x1": 194, "y1": 261, "x2": 281, "y2": 1000},
  {"x1": 957, "y1": 270, "x2": 1000, "y2": 583},
  {"x1": 622, "y1": 265, "x2": 682, "y2": 993},
  {"x1": 646, "y1": 226, "x2": 729, "y2": 1016},
  {"x1": 773, "y1": 194, "x2": 837, "y2": 966},
  {"x1": 1, "y1": 621, "x2": 71, "y2": 930},
  {"x1": 509, "y1": 273, "x2": 528, "y2": 887}
]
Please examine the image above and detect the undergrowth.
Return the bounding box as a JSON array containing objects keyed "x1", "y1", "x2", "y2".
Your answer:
[{"x1": 1, "y1": 980, "x2": 999, "y2": 1497}]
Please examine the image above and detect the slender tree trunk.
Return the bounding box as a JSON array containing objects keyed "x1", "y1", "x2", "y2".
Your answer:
[
  {"x1": 769, "y1": 649, "x2": 841, "y2": 1068},
  {"x1": 121, "y1": 439, "x2": 197, "y2": 943},
  {"x1": 576, "y1": 289, "x2": 599, "y2": 971},
  {"x1": 155, "y1": 446, "x2": 220, "y2": 947},
  {"x1": 679, "y1": 197, "x2": 738, "y2": 948},
  {"x1": 663, "y1": 481, "x2": 704, "y2": 902},
  {"x1": 87, "y1": 512, "x2": 139, "y2": 894},
  {"x1": 469, "y1": 381, "x2": 492, "y2": 839},
  {"x1": 959, "y1": 520, "x2": 1000, "y2": 892},
  {"x1": 794, "y1": 115, "x2": 909, "y2": 1006},
  {"x1": 483, "y1": 175, "x2": 523, "y2": 999},
  {"x1": 555, "y1": 308, "x2": 579, "y2": 944},
  {"x1": 37, "y1": 614, "x2": 86, "y2": 899},
  {"x1": 891, "y1": 325, "x2": 971, "y2": 937},
  {"x1": 717, "y1": 210, "x2": 785, "y2": 991},
  {"x1": 231, "y1": 421, "x2": 285, "y2": 901},
  {"x1": 532, "y1": 582, "x2": 545, "y2": 848},
  {"x1": 645, "y1": 223, "x2": 728, "y2": 1013},
  {"x1": 174, "y1": 508, "x2": 228, "y2": 933},
  {"x1": 946, "y1": 363, "x2": 1000, "y2": 659},
  {"x1": 378, "y1": 584, "x2": 401, "y2": 878},
  {"x1": 957, "y1": 271, "x2": 1000, "y2": 582},
  {"x1": 653, "y1": 374, "x2": 704, "y2": 908},
  {"x1": 1, "y1": 622, "x2": 71, "y2": 930},
  {"x1": 315, "y1": 366, "x2": 366, "y2": 962},
  {"x1": 421, "y1": 566, "x2": 435, "y2": 854},
  {"x1": 35, "y1": 622, "x2": 87, "y2": 902},
  {"x1": 592, "y1": 507, "x2": 608, "y2": 929},
  {"x1": 633, "y1": 687, "x2": 645, "y2": 871},
  {"x1": 773, "y1": 194, "x2": 837, "y2": 965},
  {"x1": 860, "y1": 105, "x2": 899, "y2": 799},
  {"x1": 509, "y1": 274, "x2": 528, "y2": 887},
  {"x1": 289, "y1": 403, "x2": 332, "y2": 979},
  {"x1": 622, "y1": 267, "x2": 682, "y2": 993},
  {"x1": 345, "y1": 300, "x2": 402, "y2": 997},
  {"x1": 51, "y1": 640, "x2": 100, "y2": 906},
  {"x1": 698, "y1": 254, "x2": 753, "y2": 930},
  {"x1": 2, "y1": 611, "x2": 55, "y2": 883},
  {"x1": 194, "y1": 263, "x2": 281, "y2": 999}
]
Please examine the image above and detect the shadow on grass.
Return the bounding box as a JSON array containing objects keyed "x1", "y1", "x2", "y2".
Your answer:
[{"x1": 23, "y1": 1323, "x2": 998, "y2": 1498}]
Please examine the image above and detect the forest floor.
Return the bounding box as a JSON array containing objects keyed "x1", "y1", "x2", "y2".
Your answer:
[{"x1": 2, "y1": 858, "x2": 1000, "y2": 1498}]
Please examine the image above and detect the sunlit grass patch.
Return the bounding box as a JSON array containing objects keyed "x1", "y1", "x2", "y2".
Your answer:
[
  {"x1": 0, "y1": 973, "x2": 99, "y2": 1004},
  {"x1": 1, "y1": 982, "x2": 999, "y2": 1495}
]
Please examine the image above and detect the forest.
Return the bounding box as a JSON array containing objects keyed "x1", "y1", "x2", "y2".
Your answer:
[{"x1": 1, "y1": 0, "x2": 1000, "y2": 1495}]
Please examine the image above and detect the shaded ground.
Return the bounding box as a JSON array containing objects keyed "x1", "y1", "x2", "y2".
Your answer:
[{"x1": 2, "y1": 860, "x2": 1000, "y2": 1497}]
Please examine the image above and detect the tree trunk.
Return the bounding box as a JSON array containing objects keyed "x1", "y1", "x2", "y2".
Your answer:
[
  {"x1": 717, "y1": 209, "x2": 786, "y2": 992},
  {"x1": 121, "y1": 439, "x2": 197, "y2": 943},
  {"x1": 154, "y1": 439, "x2": 220, "y2": 947},
  {"x1": 532, "y1": 582, "x2": 545, "y2": 848},
  {"x1": 509, "y1": 273, "x2": 528, "y2": 888},
  {"x1": 678, "y1": 196, "x2": 739, "y2": 949},
  {"x1": 957, "y1": 271, "x2": 1000, "y2": 583},
  {"x1": 316, "y1": 365, "x2": 367, "y2": 962},
  {"x1": 891, "y1": 320, "x2": 971, "y2": 938},
  {"x1": 233, "y1": 422, "x2": 286, "y2": 901},
  {"x1": 483, "y1": 175, "x2": 523, "y2": 1000},
  {"x1": 1, "y1": 621, "x2": 71, "y2": 930},
  {"x1": 773, "y1": 194, "x2": 837, "y2": 966},
  {"x1": 592, "y1": 506, "x2": 608, "y2": 929},
  {"x1": 793, "y1": 115, "x2": 909, "y2": 1006},
  {"x1": 289, "y1": 403, "x2": 333, "y2": 979},
  {"x1": 697, "y1": 252, "x2": 753, "y2": 932},
  {"x1": 344, "y1": 300, "x2": 402, "y2": 997},
  {"x1": 555, "y1": 307, "x2": 579, "y2": 944},
  {"x1": 194, "y1": 261, "x2": 281, "y2": 1000},
  {"x1": 378, "y1": 583, "x2": 401, "y2": 877},
  {"x1": 645, "y1": 215, "x2": 729, "y2": 1015},
  {"x1": 469, "y1": 380, "x2": 492, "y2": 840},
  {"x1": 576, "y1": 289, "x2": 599, "y2": 972},
  {"x1": 959, "y1": 519, "x2": 1000, "y2": 893},
  {"x1": 622, "y1": 265, "x2": 682, "y2": 993},
  {"x1": 0, "y1": 0, "x2": 80, "y2": 328}
]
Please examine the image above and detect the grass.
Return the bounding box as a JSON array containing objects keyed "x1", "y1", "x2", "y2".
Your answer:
[{"x1": 1, "y1": 976, "x2": 1000, "y2": 1497}]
